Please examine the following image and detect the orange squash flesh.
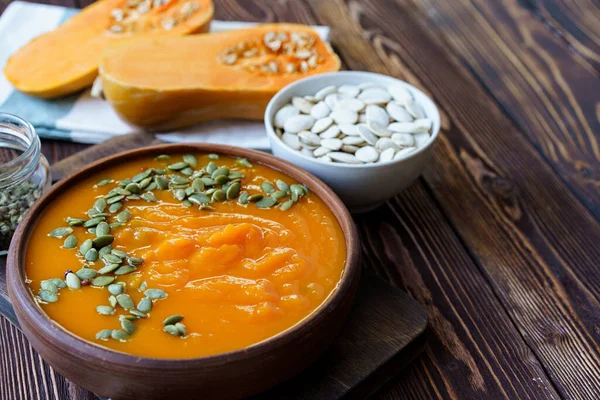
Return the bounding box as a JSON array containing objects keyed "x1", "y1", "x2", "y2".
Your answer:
[
  {"x1": 4, "y1": 0, "x2": 213, "y2": 98},
  {"x1": 25, "y1": 154, "x2": 346, "y2": 358},
  {"x1": 100, "y1": 24, "x2": 341, "y2": 130}
]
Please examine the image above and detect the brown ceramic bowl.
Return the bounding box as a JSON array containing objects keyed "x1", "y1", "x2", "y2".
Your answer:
[{"x1": 7, "y1": 144, "x2": 361, "y2": 400}]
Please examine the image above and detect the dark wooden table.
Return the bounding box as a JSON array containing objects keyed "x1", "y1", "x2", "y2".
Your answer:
[{"x1": 1, "y1": 0, "x2": 599, "y2": 399}]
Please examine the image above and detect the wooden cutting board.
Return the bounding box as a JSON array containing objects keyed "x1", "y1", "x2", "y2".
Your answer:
[{"x1": 2, "y1": 133, "x2": 428, "y2": 399}]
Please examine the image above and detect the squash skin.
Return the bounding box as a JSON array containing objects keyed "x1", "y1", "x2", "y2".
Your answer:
[
  {"x1": 99, "y1": 24, "x2": 342, "y2": 131},
  {"x1": 4, "y1": 0, "x2": 214, "y2": 99}
]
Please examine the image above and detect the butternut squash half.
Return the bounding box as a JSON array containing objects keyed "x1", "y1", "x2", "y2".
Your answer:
[
  {"x1": 4, "y1": 0, "x2": 214, "y2": 98},
  {"x1": 99, "y1": 23, "x2": 342, "y2": 130}
]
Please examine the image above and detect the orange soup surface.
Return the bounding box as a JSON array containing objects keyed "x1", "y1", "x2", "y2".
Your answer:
[{"x1": 25, "y1": 153, "x2": 346, "y2": 358}]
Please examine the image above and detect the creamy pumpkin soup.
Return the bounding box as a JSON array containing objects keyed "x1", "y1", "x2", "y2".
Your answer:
[{"x1": 25, "y1": 153, "x2": 346, "y2": 358}]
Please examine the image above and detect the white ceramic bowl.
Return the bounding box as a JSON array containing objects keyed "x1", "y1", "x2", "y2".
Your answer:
[{"x1": 264, "y1": 71, "x2": 441, "y2": 213}]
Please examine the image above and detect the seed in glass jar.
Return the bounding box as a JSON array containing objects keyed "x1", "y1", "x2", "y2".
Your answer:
[{"x1": 355, "y1": 146, "x2": 379, "y2": 163}]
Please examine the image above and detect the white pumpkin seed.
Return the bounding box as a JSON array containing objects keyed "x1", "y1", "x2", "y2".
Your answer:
[
  {"x1": 335, "y1": 98, "x2": 366, "y2": 113},
  {"x1": 365, "y1": 105, "x2": 389, "y2": 126},
  {"x1": 317, "y1": 154, "x2": 332, "y2": 163},
  {"x1": 376, "y1": 138, "x2": 401, "y2": 152},
  {"x1": 324, "y1": 93, "x2": 339, "y2": 109},
  {"x1": 355, "y1": 146, "x2": 379, "y2": 163},
  {"x1": 338, "y1": 123, "x2": 359, "y2": 136},
  {"x1": 413, "y1": 132, "x2": 431, "y2": 147},
  {"x1": 304, "y1": 95, "x2": 318, "y2": 102},
  {"x1": 292, "y1": 97, "x2": 313, "y2": 114},
  {"x1": 405, "y1": 101, "x2": 425, "y2": 119},
  {"x1": 315, "y1": 85, "x2": 337, "y2": 100},
  {"x1": 282, "y1": 132, "x2": 302, "y2": 150},
  {"x1": 328, "y1": 152, "x2": 363, "y2": 164},
  {"x1": 283, "y1": 115, "x2": 315, "y2": 133},
  {"x1": 310, "y1": 101, "x2": 331, "y2": 119},
  {"x1": 358, "y1": 82, "x2": 382, "y2": 90},
  {"x1": 388, "y1": 85, "x2": 413, "y2": 104},
  {"x1": 341, "y1": 144, "x2": 359, "y2": 154},
  {"x1": 342, "y1": 136, "x2": 365, "y2": 145},
  {"x1": 321, "y1": 138, "x2": 343, "y2": 150},
  {"x1": 330, "y1": 109, "x2": 358, "y2": 124},
  {"x1": 311, "y1": 117, "x2": 333, "y2": 134},
  {"x1": 413, "y1": 118, "x2": 433, "y2": 131},
  {"x1": 391, "y1": 133, "x2": 415, "y2": 148},
  {"x1": 319, "y1": 125, "x2": 341, "y2": 139},
  {"x1": 379, "y1": 147, "x2": 396, "y2": 163},
  {"x1": 301, "y1": 148, "x2": 315, "y2": 158},
  {"x1": 338, "y1": 84, "x2": 360, "y2": 98},
  {"x1": 394, "y1": 147, "x2": 417, "y2": 159},
  {"x1": 313, "y1": 146, "x2": 332, "y2": 157},
  {"x1": 386, "y1": 102, "x2": 413, "y2": 122},
  {"x1": 274, "y1": 105, "x2": 300, "y2": 128},
  {"x1": 298, "y1": 131, "x2": 321, "y2": 147},
  {"x1": 357, "y1": 124, "x2": 378, "y2": 145},
  {"x1": 358, "y1": 88, "x2": 391, "y2": 104},
  {"x1": 388, "y1": 121, "x2": 421, "y2": 134},
  {"x1": 367, "y1": 120, "x2": 392, "y2": 137}
]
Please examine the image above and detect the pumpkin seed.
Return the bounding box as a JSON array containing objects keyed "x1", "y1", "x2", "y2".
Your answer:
[
  {"x1": 214, "y1": 175, "x2": 229, "y2": 185},
  {"x1": 132, "y1": 169, "x2": 152, "y2": 183},
  {"x1": 111, "y1": 187, "x2": 132, "y2": 196},
  {"x1": 92, "y1": 276, "x2": 115, "y2": 286},
  {"x1": 96, "y1": 222, "x2": 110, "y2": 236},
  {"x1": 48, "y1": 227, "x2": 73, "y2": 238},
  {"x1": 99, "y1": 245, "x2": 113, "y2": 257},
  {"x1": 94, "y1": 198, "x2": 107, "y2": 213},
  {"x1": 84, "y1": 248, "x2": 99, "y2": 262},
  {"x1": 108, "y1": 202, "x2": 123, "y2": 213},
  {"x1": 38, "y1": 289, "x2": 58, "y2": 303},
  {"x1": 108, "y1": 283, "x2": 124, "y2": 295},
  {"x1": 114, "y1": 265, "x2": 135, "y2": 275},
  {"x1": 117, "y1": 294, "x2": 135, "y2": 309},
  {"x1": 116, "y1": 210, "x2": 131, "y2": 223},
  {"x1": 138, "y1": 177, "x2": 152, "y2": 189},
  {"x1": 256, "y1": 196, "x2": 277, "y2": 208},
  {"x1": 271, "y1": 190, "x2": 287, "y2": 200},
  {"x1": 211, "y1": 190, "x2": 226, "y2": 202},
  {"x1": 139, "y1": 281, "x2": 148, "y2": 292},
  {"x1": 96, "y1": 329, "x2": 112, "y2": 340},
  {"x1": 205, "y1": 188, "x2": 218, "y2": 196},
  {"x1": 66, "y1": 273, "x2": 81, "y2": 289},
  {"x1": 200, "y1": 205, "x2": 215, "y2": 211},
  {"x1": 226, "y1": 181, "x2": 241, "y2": 199},
  {"x1": 175, "y1": 322, "x2": 187, "y2": 336},
  {"x1": 121, "y1": 319, "x2": 135, "y2": 334},
  {"x1": 261, "y1": 182, "x2": 275, "y2": 194},
  {"x1": 93, "y1": 235, "x2": 114, "y2": 249},
  {"x1": 111, "y1": 330, "x2": 130, "y2": 341},
  {"x1": 140, "y1": 192, "x2": 157, "y2": 202},
  {"x1": 290, "y1": 184, "x2": 306, "y2": 200},
  {"x1": 96, "y1": 305, "x2": 115, "y2": 315},
  {"x1": 208, "y1": 153, "x2": 219, "y2": 160},
  {"x1": 76, "y1": 267, "x2": 97, "y2": 280},
  {"x1": 146, "y1": 182, "x2": 158, "y2": 192},
  {"x1": 155, "y1": 154, "x2": 171, "y2": 161},
  {"x1": 41, "y1": 280, "x2": 58, "y2": 293},
  {"x1": 229, "y1": 171, "x2": 244, "y2": 180},
  {"x1": 180, "y1": 167, "x2": 193, "y2": 176},
  {"x1": 201, "y1": 177, "x2": 215, "y2": 186},
  {"x1": 109, "y1": 295, "x2": 117, "y2": 307},
  {"x1": 191, "y1": 178, "x2": 204, "y2": 192},
  {"x1": 96, "y1": 179, "x2": 112, "y2": 187},
  {"x1": 205, "y1": 161, "x2": 218, "y2": 175},
  {"x1": 130, "y1": 310, "x2": 147, "y2": 318},
  {"x1": 163, "y1": 325, "x2": 180, "y2": 336},
  {"x1": 111, "y1": 249, "x2": 128, "y2": 258},
  {"x1": 102, "y1": 253, "x2": 122, "y2": 264},
  {"x1": 83, "y1": 217, "x2": 105, "y2": 228},
  {"x1": 109, "y1": 222, "x2": 124, "y2": 229},
  {"x1": 155, "y1": 176, "x2": 169, "y2": 190},
  {"x1": 63, "y1": 235, "x2": 78, "y2": 249},
  {"x1": 49, "y1": 278, "x2": 66, "y2": 288},
  {"x1": 79, "y1": 239, "x2": 93, "y2": 256},
  {"x1": 87, "y1": 227, "x2": 97, "y2": 235},
  {"x1": 145, "y1": 288, "x2": 167, "y2": 299},
  {"x1": 237, "y1": 158, "x2": 253, "y2": 168},
  {"x1": 128, "y1": 257, "x2": 143, "y2": 266},
  {"x1": 167, "y1": 161, "x2": 189, "y2": 171},
  {"x1": 172, "y1": 189, "x2": 186, "y2": 201},
  {"x1": 188, "y1": 193, "x2": 210, "y2": 205},
  {"x1": 123, "y1": 182, "x2": 140, "y2": 194},
  {"x1": 181, "y1": 154, "x2": 198, "y2": 168},
  {"x1": 127, "y1": 194, "x2": 140, "y2": 200},
  {"x1": 211, "y1": 167, "x2": 229, "y2": 179},
  {"x1": 163, "y1": 314, "x2": 184, "y2": 325},
  {"x1": 66, "y1": 217, "x2": 86, "y2": 226},
  {"x1": 106, "y1": 195, "x2": 125, "y2": 205},
  {"x1": 137, "y1": 297, "x2": 152, "y2": 313},
  {"x1": 280, "y1": 199, "x2": 294, "y2": 211},
  {"x1": 248, "y1": 194, "x2": 263, "y2": 202},
  {"x1": 87, "y1": 208, "x2": 100, "y2": 217},
  {"x1": 238, "y1": 191, "x2": 249, "y2": 205}
]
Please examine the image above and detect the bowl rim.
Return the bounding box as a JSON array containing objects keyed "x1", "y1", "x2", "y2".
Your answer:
[
  {"x1": 7, "y1": 143, "x2": 361, "y2": 368},
  {"x1": 264, "y1": 70, "x2": 441, "y2": 169}
]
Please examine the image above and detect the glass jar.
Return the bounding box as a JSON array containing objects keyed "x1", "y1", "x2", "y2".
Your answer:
[{"x1": 0, "y1": 113, "x2": 51, "y2": 255}]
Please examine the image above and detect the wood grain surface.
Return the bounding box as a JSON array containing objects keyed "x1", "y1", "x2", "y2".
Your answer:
[{"x1": 1, "y1": 0, "x2": 599, "y2": 399}]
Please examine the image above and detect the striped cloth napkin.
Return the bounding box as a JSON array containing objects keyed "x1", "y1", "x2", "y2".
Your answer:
[{"x1": 0, "y1": 1, "x2": 330, "y2": 148}]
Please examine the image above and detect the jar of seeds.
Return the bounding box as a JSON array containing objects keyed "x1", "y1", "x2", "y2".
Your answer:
[{"x1": 0, "y1": 113, "x2": 50, "y2": 255}]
